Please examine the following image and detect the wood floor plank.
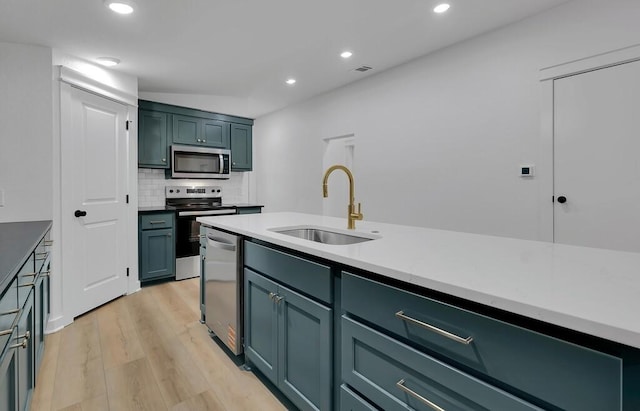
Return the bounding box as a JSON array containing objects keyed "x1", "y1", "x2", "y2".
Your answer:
[
  {"x1": 179, "y1": 324, "x2": 286, "y2": 411},
  {"x1": 104, "y1": 358, "x2": 168, "y2": 411},
  {"x1": 170, "y1": 390, "x2": 225, "y2": 411},
  {"x1": 56, "y1": 394, "x2": 110, "y2": 411},
  {"x1": 95, "y1": 297, "x2": 145, "y2": 370},
  {"x1": 50, "y1": 313, "x2": 107, "y2": 410},
  {"x1": 30, "y1": 331, "x2": 62, "y2": 411}
]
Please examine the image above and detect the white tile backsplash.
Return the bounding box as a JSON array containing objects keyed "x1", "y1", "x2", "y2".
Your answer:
[{"x1": 138, "y1": 168, "x2": 250, "y2": 207}]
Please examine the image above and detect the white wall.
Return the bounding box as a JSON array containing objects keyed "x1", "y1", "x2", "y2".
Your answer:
[
  {"x1": 253, "y1": 0, "x2": 640, "y2": 240},
  {"x1": 0, "y1": 42, "x2": 53, "y2": 222},
  {"x1": 138, "y1": 91, "x2": 251, "y2": 119}
]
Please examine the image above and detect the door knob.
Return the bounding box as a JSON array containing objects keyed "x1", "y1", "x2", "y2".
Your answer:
[
  {"x1": 557, "y1": 196, "x2": 567, "y2": 204},
  {"x1": 74, "y1": 210, "x2": 87, "y2": 217}
]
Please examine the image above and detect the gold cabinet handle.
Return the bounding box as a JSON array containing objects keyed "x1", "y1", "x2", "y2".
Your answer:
[
  {"x1": 274, "y1": 295, "x2": 284, "y2": 304},
  {"x1": 21, "y1": 272, "x2": 37, "y2": 277},
  {"x1": 0, "y1": 309, "x2": 21, "y2": 336},
  {"x1": 10, "y1": 339, "x2": 28, "y2": 349},
  {"x1": 268, "y1": 292, "x2": 277, "y2": 300},
  {"x1": 19, "y1": 282, "x2": 35, "y2": 288},
  {"x1": 17, "y1": 331, "x2": 30, "y2": 340},
  {"x1": 396, "y1": 379, "x2": 445, "y2": 411},
  {"x1": 395, "y1": 311, "x2": 473, "y2": 345},
  {"x1": 44, "y1": 240, "x2": 54, "y2": 246}
]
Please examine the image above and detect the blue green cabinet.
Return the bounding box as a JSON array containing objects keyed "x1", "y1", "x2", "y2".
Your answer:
[
  {"x1": 230, "y1": 123, "x2": 252, "y2": 171},
  {"x1": 138, "y1": 110, "x2": 169, "y2": 168},
  {"x1": 138, "y1": 212, "x2": 175, "y2": 282},
  {"x1": 0, "y1": 328, "x2": 18, "y2": 411},
  {"x1": 138, "y1": 100, "x2": 253, "y2": 170},
  {"x1": 245, "y1": 268, "x2": 333, "y2": 411},
  {"x1": 16, "y1": 292, "x2": 34, "y2": 411},
  {"x1": 236, "y1": 206, "x2": 262, "y2": 215},
  {"x1": 172, "y1": 115, "x2": 230, "y2": 149}
]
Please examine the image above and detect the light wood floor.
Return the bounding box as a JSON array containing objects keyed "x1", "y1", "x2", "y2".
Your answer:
[{"x1": 30, "y1": 278, "x2": 287, "y2": 411}]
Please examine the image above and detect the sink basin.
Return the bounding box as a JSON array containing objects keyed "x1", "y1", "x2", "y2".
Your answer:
[{"x1": 269, "y1": 225, "x2": 380, "y2": 245}]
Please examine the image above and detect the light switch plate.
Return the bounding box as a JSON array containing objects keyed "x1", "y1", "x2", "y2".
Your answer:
[{"x1": 0, "y1": 189, "x2": 4, "y2": 207}]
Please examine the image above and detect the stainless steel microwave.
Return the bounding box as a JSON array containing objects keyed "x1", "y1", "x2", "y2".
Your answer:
[{"x1": 170, "y1": 145, "x2": 230, "y2": 179}]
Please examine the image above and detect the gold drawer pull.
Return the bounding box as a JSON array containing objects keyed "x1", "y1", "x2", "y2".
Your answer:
[
  {"x1": 10, "y1": 339, "x2": 28, "y2": 349},
  {"x1": 0, "y1": 309, "x2": 21, "y2": 336},
  {"x1": 44, "y1": 240, "x2": 54, "y2": 246},
  {"x1": 396, "y1": 379, "x2": 445, "y2": 411},
  {"x1": 395, "y1": 311, "x2": 473, "y2": 345},
  {"x1": 19, "y1": 282, "x2": 36, "y2": 288},
  {"x1": 21, "y1": 272, "x2": 37, "y2": 277}
]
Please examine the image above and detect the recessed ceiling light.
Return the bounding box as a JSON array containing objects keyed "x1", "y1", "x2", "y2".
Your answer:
[
  {"x1": 433, "y1": 3, "x2": 450, "y2": 13},
  {"x1": 286, "y1": 78, "x2": 296, "y2": 85},
  {"x1": 105, "y1": 0, "x2": 135, "y2": 14},
  {"x1": 97, "y1": 57, "x2": 121, "y2": 67},
  {"x1": 340, "y1": 51, "x2": 353, "y2": 59}
]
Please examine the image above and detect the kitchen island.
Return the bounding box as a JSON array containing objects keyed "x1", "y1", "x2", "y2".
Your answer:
[{"x1": 198, "y1": 212, "x2": 640, "y2": 411}]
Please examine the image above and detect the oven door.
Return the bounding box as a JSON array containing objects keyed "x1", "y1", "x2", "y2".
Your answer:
[{"x1": 175, "y1": 209, "x2": 236, "y2": 258}]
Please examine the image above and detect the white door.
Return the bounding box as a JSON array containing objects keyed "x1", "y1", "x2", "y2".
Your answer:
[
  {"x1": 62, "y1": 86, "x2": 129, "y2": 317},
  {"x1": 553, "y1": 59, "x2": 640, "y2": 252}
]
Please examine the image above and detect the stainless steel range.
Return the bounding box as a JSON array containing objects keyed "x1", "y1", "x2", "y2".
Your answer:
[{"x1": 165, "y1": 185, "x2": 236, "y2": 280}]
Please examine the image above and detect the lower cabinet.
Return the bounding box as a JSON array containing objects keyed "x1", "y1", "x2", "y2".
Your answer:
[
  {"x1": 139, "y1": 212, "x2": 175, "y2": 282},
  {"x1": 16, "y1": 292, "x2": 34, "y2": 411},
  {"x1": 0, "y1": 329, "x2": 19, "y2": 411},
  {"x1": 245, "y1": 268, "x2": 332, "y2": 411}
]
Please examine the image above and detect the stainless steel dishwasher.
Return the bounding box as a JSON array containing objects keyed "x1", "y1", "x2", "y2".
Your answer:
[{"x1": 204, "y1": 227, "x2": 243, "y2": 355}]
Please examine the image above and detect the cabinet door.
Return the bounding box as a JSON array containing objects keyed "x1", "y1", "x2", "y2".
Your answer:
[
  {"x1": 278, "y1": 285, "x2": 332, "y2": 411},
  {"x1": 230, "y1": 123, "x2": 252, "y2": 171},
  {"x1": 34, "y1": 275, "x2": 45, "y2": 373},
  {"x1": 202, "y1": 119, "x2": 230, "y2": 148},
  {"x1": 139, "y1": 228, "x2": 175, "y2": 281},
  {"x1": 138, "y1": 110, "x2": 169, "y2": 168},
  {"x1": 17, "y1": 292, "x2": 34, "y2": 411},
  {"x1": 244, "y1": 269, "x2": 278, "y2": 384},
  {"x1": 172, "y1": 114, "x2": 200, "y2": 145},
  {"x1": 0, "y1": 330, "x2": 19, "y2": 411}
]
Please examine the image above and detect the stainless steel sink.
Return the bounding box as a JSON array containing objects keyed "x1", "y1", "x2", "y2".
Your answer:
[{"x1": 270, "y1": 226, "x2": 380, "y2": 245}]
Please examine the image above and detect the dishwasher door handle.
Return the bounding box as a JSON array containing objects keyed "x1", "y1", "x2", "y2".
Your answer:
[{"x1": 207, "y1": 237, "x2": 236, "y2": 252}]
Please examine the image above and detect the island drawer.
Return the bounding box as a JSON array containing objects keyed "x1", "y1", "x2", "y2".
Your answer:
[
  {"x1": 340, "y1": 384, "x2": 377, "y2": 411},
  {"x1": 342, "y1": 316, "x2": 542, "y2": 411},
  {"x1": 244, "y1": 241, "x2": 332, "y2": 304},
  {"x1": 140, "y1": 212, "x2": 174, "y2": 230},
  {"x1": 342, "y1": 272, "x2": 622, "y2": 411}
]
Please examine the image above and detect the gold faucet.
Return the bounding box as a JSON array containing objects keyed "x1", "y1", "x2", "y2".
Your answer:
[{"x1": 322, "y1": 165, "x2": 363, "y2": 229}]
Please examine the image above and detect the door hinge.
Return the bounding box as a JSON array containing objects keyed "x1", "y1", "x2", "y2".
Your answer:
[
  {"x1": 126, "y1": 267, "x2": 130, "y2": 277},
  {"x1": 126, "y1": 194, "x2": 129, "y2": 204},
  {"x1": 552, "y1": 196, "x2": 555, "y2": 203},
  {"x1": 126, "y1": 120, "x2": 130, "y2": 130}
]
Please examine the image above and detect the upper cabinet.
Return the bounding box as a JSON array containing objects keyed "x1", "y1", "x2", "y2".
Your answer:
[
  {"x1": 138, "y1": 100, "x2": 253, "y2": 171},
  {"x1": 138, "y1": 110, "x2": 169, "y2": 168},
  {"x1": 230, "y1": 123, "x2": 252, "y2": 171}
]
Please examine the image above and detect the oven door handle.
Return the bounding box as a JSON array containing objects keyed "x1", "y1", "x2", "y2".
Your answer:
[
  {"x1": 207, "y1": 237, "x2": 236, "y2": 252},
  {"x1": 178, "y1": 210, "x2": 236, "y2": 217}
]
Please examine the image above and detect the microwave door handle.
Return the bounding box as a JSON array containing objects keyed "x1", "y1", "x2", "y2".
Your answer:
[{"x1": 219, "y1": 154, "x2": 224, "y2": 172}]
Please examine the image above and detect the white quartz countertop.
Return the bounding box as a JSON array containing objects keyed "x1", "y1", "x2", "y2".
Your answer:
[{"x1": 198, "y1": 212, "x2": 640, "y2": 349}]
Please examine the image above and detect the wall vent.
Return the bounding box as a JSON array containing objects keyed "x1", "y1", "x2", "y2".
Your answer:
[{"x1": 353, "y1": 66, "x2": 373, "y2": 73}]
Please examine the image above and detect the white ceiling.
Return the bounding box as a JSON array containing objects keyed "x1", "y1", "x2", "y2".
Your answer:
[{"x1": 0, "y1": 0, "x2": 571, "y2": 117}]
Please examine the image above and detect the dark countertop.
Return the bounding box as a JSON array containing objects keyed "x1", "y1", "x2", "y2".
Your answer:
[
  {"x1": 223, "y1": 204, "x2": 264, "y2": 208},
  {"x1": 0, "y1": 220, "x2": 52, "y2": 297},
  {"x1": 138, "y1": 206, "x2": 176, "y2": 213}
]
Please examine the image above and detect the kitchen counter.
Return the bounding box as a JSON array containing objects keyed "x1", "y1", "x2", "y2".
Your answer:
[
  {"x1": 0, "y1": 220, "x2": 52, "y2": 295},
  {"x1": 139, "y1": 206, "x2": 176, "y2": 213},
  {"x1": 198, "y1": 212, "x2": 640, "y2": 349}
]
